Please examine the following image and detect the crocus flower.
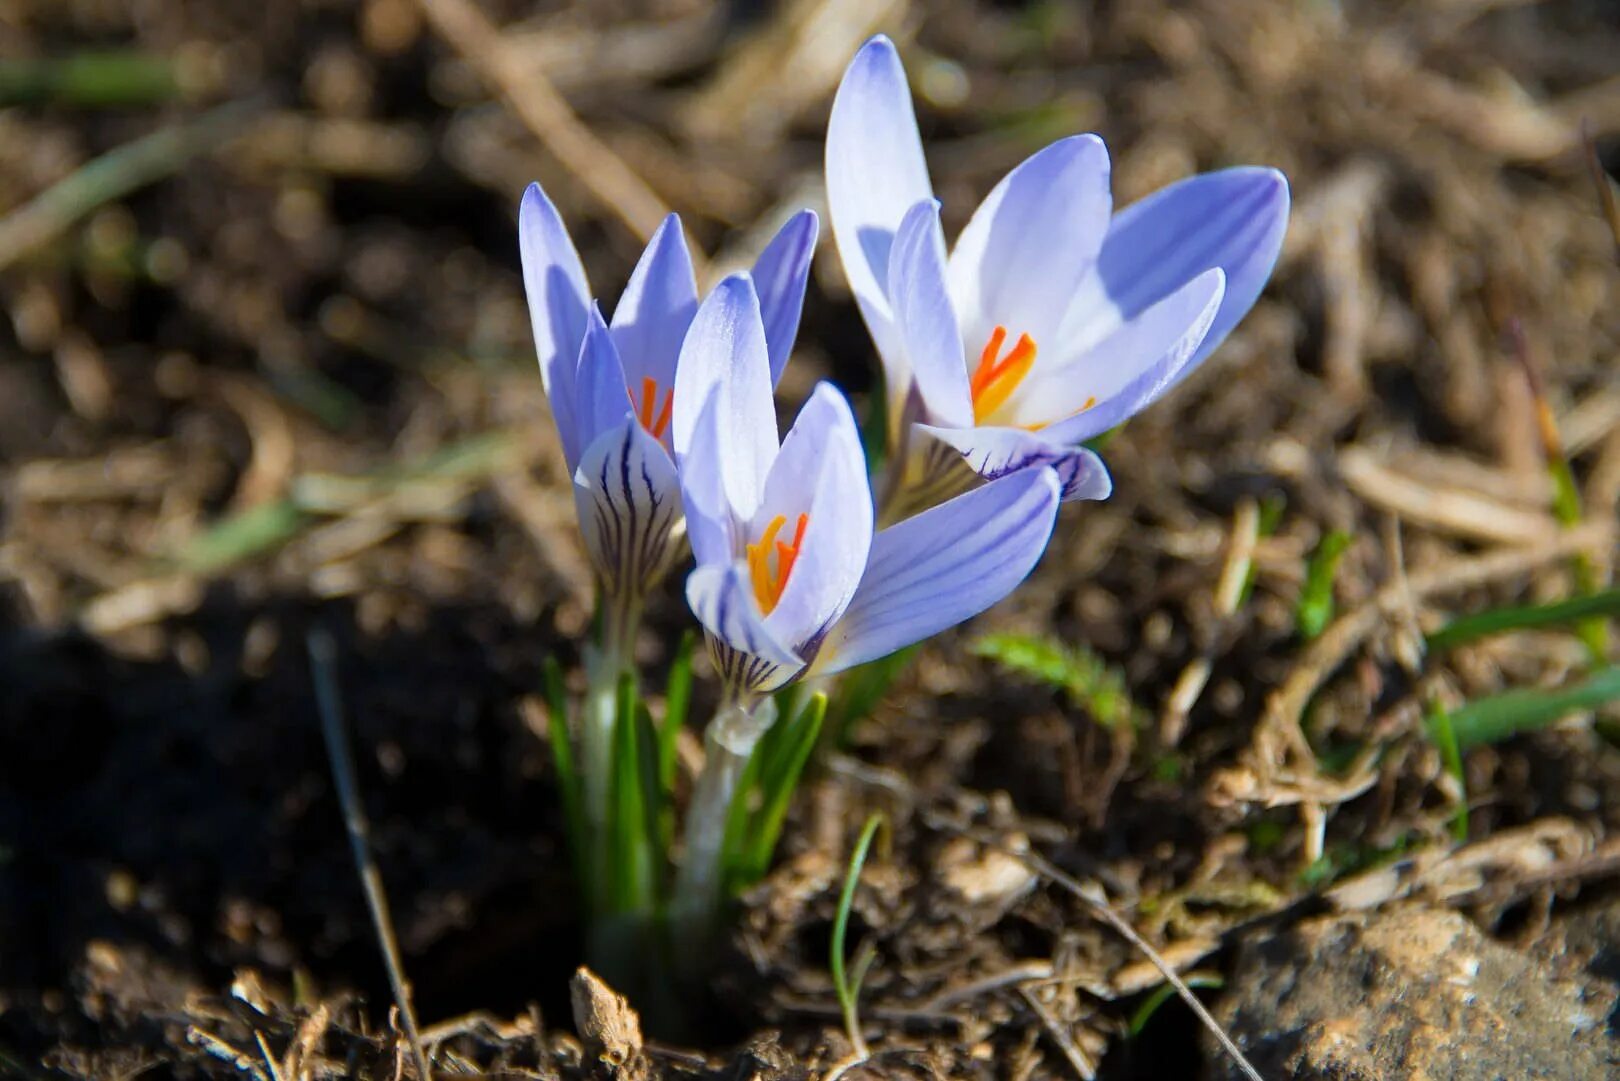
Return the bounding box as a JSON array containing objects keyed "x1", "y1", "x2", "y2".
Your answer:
[
  {"x1": 519, "y1": 184, "x2": 818, "y2": 624},
  {"x1": 826, "y1": 36, "x2": 1290, "y2": 512},
  {"x1": 673, "y1": 274, "x2": 1063, "y2": 698}
]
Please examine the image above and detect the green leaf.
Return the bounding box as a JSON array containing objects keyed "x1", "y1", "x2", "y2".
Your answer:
[
  {"x1": 971, "y1": 632, "x2": 1142, "y2": 730},
  {"x1": 608, "y1": 674, "x2": 652, "y2": 913},
  {"x1": 1426, "y1": 699, "x2": 1468, "y2": 842},
  {"x1": 1296, "y1": 530, "x2": 1352, "y2": 640},
  {"x1": 171, "y1": 499, "x2": 308, "y2": 573},
  {"x1": 1424, "y1": 587, "x2": 1620, "y2": 653},
  {"x1": 831, "y1": 814, "x2": 884, "y2": 1047},
  {"x1": 1127, "y1": 974, "x2": 1225, "y2": 1037},
  {"x1": 1429, "y1": 666, "x2": 1620, "y2": 751},
  {"x1": 741, "y1": 694, "x2": 828, "y2": 883},
  {"x1": 659, "y1": 631, "x2": 695, "y2": 794},
  {"x1": 825, "y1": 646, "x2": 917, "y2": 747},
  {"x1": 634, "y1": 700, "x2": 667, "y2": 894},
  {"x1": 541, "y1": 656, "x2": 584, "y2": 861}
]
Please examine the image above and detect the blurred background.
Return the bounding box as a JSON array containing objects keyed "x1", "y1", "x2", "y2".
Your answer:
[{"x1": 1, "y1": 1, "x2": 1618, "y2": 1077}]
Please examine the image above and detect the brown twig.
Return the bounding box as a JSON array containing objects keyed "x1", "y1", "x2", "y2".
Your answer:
[
  {"x1": 413, "y1": 0, "x2": 682, "y2": 260},
  {"x1": 1583, "y1": 120, "x2": 1620, "y2": 262}
]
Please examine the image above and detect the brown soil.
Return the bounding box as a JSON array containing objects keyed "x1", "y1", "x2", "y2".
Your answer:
[{"x1": 2, "y1": 1, "x2": 1619, "y2": 1078}]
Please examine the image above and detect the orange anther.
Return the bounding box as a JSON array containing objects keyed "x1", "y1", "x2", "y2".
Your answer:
[
  {"x1": 746, "y1": 512, "x2": 810, "y2": 614},
  {"x1": 969, "y1": 326, "x2": 1038, "y2": 423}
]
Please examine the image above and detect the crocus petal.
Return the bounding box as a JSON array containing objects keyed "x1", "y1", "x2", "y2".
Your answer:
[
  {"x1": 946, "y1": 135, "x2": 1111, "y2": 351},
  {"x1": 573, "y1": 306, "x2": 633, "y2": 462},
  {"x1": 573, "y1": 417, "x2": 683, "y2": 599},
  {"x1": 913, "y1": 423, "x2": 1112, "y2": 503},
  {"x1": 812, "y1": 467, "x2": 1062, "y2": 676},
  {"x1": 754, "y1": 383, "x2": 873, "y2": 652},
  {"x1": 519, "y1": 183, "x2": 591, "y2": 462},
  {"x1": 678, "y1": 386, "x2": 741, "y2": 568},
  {"x1": 1060, "y1": 167, "x2": 1288, "y2": 363},
  {"x1": 826, "y1": 35, "x2": 933, "y2": 375},
  {"x1": 751, "y1": 209, "x2": 819, "y2": 386},
  {"x1": 610, "y1": 213, "x2": 698, "y2": 393},
  {"x1": 687, "y1": 563, "x2": 805, "y2": 694},
  {"x1": 1033, "y1": 267, "x2": 1225, "y2": 445},
  {"x1": 671, "y1": 274, "x2": 777, "y2": 523},
  {"x1": 889, "y1": 200, "x2": 972, "y2": 428}
]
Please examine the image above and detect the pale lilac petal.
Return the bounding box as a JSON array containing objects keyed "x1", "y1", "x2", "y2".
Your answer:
[
  {"x1": 1034, "y1": 267, "x2": 1225, "y2": 445},
  {"x1": 687, "y1": 563, "x2": 805, "y2": 694},
  {"x1": 610, "y1": 213, "x2": 698, "y2": 393},
  {"x1": 913, "y1": 423, "x2": 1112, "y2": 503},
  {"x1": 812, "y1": 467, "x2": 1062, "y2": 675},
  {"x1": 678, "y1": 386, "x2": 741, "y2": 568},
  {"x1": 671, "y1": 274, "x2": 777, "y2": 522},
  {"x1": 946, "y1": 135, "x2": 1111, "y2": 353},
  {"x1": 1061, "y1": 167, "x2": 1288, "y2": 363},
  {"x1": 826, "y1": 35, "x2": 933, "y2": 382},
  {"x1": 751, "y1": 209, "x2": 819, "y2": 385},
  {"x1": 754, "y1": 384, "x2": 873, "y2": 652},
  {"x1": 573, "y1": 417, "x2": 683, "y2": 599},
  {"x1": 573, "y1": 305, "x2": 633, "y2": 461},
  {"x1": 889, "y1": 200, "x2": 972, "y2": 428},
  {"x1": 519, "y1": 182, "x2": 591, "y2": 460}
]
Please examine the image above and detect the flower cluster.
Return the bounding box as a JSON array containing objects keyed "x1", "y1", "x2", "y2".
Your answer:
[{"x1": 519, "y1": 35, "x2": 1289, "y2": 956}]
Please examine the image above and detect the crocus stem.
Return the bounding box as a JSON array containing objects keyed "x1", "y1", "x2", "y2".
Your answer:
[
  {"x1": 671, "y1": 695, "x2": 778, "y2": 953},
  {"x1": 580, "y1": 588, "x2": 642, "y2": 910}
]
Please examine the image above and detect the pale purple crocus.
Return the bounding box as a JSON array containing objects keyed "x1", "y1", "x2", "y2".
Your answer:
[
  {"x1": 672, "y1": 274, "x2": 1064, "y2": 699},
  {"x1": 519, "y1": 184, "x2": 818, "y2": 637},
  {"x1": 826, "y1": 36, "x2": 1290, "y2": 513},
  {"x1": 669, "y1": 273, "x2": 1063, "y2": 934}
]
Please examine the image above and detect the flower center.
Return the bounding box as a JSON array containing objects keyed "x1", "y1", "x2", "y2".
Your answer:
[
  {"x1": 628, "y1": 375, "x2": 673, "y2": 439},
  {"x1": 970, "y1": 326, "x2": 1037, "y2": 424},
  {"x1": 746, "y1": 512, "x2": 809, "y2": 615}
]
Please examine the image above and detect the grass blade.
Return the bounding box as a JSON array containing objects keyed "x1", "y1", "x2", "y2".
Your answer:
[
  {"x1": 1296, "y1": 530, "x2": 1352, "y2": 640},
  {"x1": 541, "y1": 655, "x2": 585, "y2": 861},
  {"x1": 742, "y1": 694, "x2": 827, "y2": 882},
  {"x1": 659, "y1": 631, "x2": 695, "y2": 793},
  {"x1": 831, "y1": 813, "x2": 884, "y2": 1060},
  {"x1": 1425, "y1": 587, "x2": 1620, "y2": 653},
  {"x1": 1425, "y1": 699, "x2": 1469, "y2": 841},
  {"x1": 972, "y1": 632, "x2": 1141, "y2": 730},
  {"x1": 1428, "y1": 666, "x2": 1620, "y2": 750},
  {"x1": 608, "y1": 674, "x2": 652, "y2": 913}
]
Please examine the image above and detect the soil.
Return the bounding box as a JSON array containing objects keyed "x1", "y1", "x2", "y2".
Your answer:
[{"x1": 2, "y1": 1, "x2": 1620, "y2": 1078}]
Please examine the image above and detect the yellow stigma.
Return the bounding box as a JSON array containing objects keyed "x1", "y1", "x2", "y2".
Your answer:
[{"x1": 746, "y1": 513, "x2": 809, "y2": 614}]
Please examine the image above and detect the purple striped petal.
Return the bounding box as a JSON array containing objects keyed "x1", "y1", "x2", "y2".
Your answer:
[
  {"x1": 1036, "y1": 267, "x2": 1225, "y2": 445},
  {"x1": 755, "y1": 383, "x2": 873, "y2": 653},
  {"x1": 610, "y1": 213, "x2": 698, "y2": 394},
  {"x1": 519, "y1": 183, "x2": 591, "y2": 464},
  {"x1": 671, "y1": 274, "x2": 777, "y2": 523},
  {"x1": 913, "y1": 423, "x2": 1112, "y2": 503},
  {"x1": 811, "y1": 467, "x2": 1062, "y2": 675},
  {"x1": 573, "y1": 417, "x2": 683, "y2": 600},
  {"x1": 752, "y1": 209, "x2": 819, "y2": 386},
  {"x1": 1060, "y1": 166, "x2": 1288, "y2": 366},
  {"x1": 946, "y1": 135, "x2": 1111, "y2": 353},
  {"x1": 687, "y1": 563, "x2": 805, "y2": 694},
  {"x1": 889, "y1": 200, "x2": 972, "y2": 428},
  {"x1": 826, "y1": 35, "x2": 933, "y2": 384}
]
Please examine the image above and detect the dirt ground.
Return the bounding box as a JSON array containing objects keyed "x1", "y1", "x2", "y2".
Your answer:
[{"x1": 2, "y1": 0, "x2": 1619, "y2": 1078}]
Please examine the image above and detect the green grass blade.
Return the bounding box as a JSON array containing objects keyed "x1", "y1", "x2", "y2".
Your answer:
[
  {"x1": 1127, "y1": 974, "x2": 1225, "y2": 1037},
  {"x1": 541, "y1": 656, "x2": 585, "y2": 861},
  {"x1": 972, "y1": 632, "x2": 1141, "y2": 730},
  {"x1": 831, "y1": 814, "x2": 884, "y2": 1056},
  {"x1": 1429, "y1": 666, "x2": 1620, "y2": 750},
  {"x1": 742, "y1": 694, "x2": 828, "y2": 882},
  {"x1": 608, "y1": 674, "x2": 652, "y2": 913},
  {"x1": 719, "y1": 737, "x2": 766, "y2": 895},
  {"x1": 634, "y1": 700, "x2": 667, "y2": 897},
  {"x1": 659, "y1": 631, "x2": 695, "y2": 793},
  {"x1": 825, "y1": 645, "x2": 917, "y2": 747},
  {"x1": 1425, "y1": 587, "x2": 1620, "y2": 653},
  {"x1": 1425, "y1": 699, "x2": 1468, "y2": 841},
  {"x1": 1296, "y1": 530, "x2": 1352, "y2": 640},
  {"x1": 171, "y1": 499, "x2": 308, "y2": 574}
]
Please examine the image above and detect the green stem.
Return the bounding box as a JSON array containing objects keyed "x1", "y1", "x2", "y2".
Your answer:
[
  {"x1": 671, "y1": 695, "x2": 777, "y2": 957},
  {"x1": 581, "y1": 589, "x2": 642, "y2": 909}
]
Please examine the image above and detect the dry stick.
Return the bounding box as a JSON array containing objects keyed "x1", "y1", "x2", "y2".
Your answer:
[
  {"x1": 413, "y1": 0, "x2": 680, "y2": 260},
  {"x1": 1017, "y1": 986, "x2": 1096, "y2": 1080},
  {"x1": 0, "y1": 96, "x2": 264, "y2": 271},
  {"x1": 1584, "y1": 120, "x2": 1620, "y2": 262},
  {"x1": 307, "y1": 630, "x2": 433, "y2": 1081},
  {"x1": 936, "y1": 828, "x2": 1264, "y2": 1081}
]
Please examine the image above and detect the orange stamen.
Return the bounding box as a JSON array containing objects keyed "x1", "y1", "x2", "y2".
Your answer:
[
  {"x1": 628, "y1": 376, "x2": 674, "y2": 439},
  {"x1": 969, "y1": 326, "x2": 1038, "y2": 423},
  {"x1": 1020, "y1": 395, "x2": 1096, "y2": 432},
  {"x1": 745, "y1": 512, "x2": 810, "y2": 614}
]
